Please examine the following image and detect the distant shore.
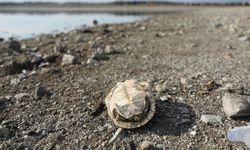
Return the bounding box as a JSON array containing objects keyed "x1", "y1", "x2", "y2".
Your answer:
[{"x1": 0, "y1": 5, "x2": 249, "y2": 14}]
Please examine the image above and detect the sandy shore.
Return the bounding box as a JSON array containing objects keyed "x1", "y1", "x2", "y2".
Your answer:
[{"x1": 1, "y1": 6, "x2": 250, "y2": 149}]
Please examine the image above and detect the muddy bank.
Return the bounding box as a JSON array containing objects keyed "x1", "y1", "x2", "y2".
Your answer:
[{"x1": 1, "y1": 6, "x2": 250, "y2": 149}]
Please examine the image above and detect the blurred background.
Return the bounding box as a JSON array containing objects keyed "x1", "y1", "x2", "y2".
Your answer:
[{"x1": 0, "y1": 0, "x2": 249, "y2": 40}]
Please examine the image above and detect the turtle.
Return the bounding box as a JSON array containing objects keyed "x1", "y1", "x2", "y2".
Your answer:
[{"x1": 105, "y1": 80, "x2": 155, "y2": 129}]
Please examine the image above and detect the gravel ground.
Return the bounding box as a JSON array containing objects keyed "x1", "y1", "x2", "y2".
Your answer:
[{"x1": 1, "y1": 6, "x2": 250, "y2": 150}]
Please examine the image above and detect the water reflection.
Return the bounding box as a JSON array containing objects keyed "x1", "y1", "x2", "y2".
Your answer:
[{"x1": 0, "y1": 13, "x2": 147, "y2": 39}]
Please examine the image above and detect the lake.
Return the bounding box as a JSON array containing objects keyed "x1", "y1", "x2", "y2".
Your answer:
[{"x1": 0, "y1": 13, "x2": 146, "y2": 40}]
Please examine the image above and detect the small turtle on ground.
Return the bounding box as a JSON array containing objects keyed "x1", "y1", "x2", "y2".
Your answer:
[{"x1": 105, "y1": 80, "x2": 155, "y2": 129}]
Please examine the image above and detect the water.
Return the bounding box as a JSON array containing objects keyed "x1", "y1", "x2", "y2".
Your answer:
[{"x1": 0, "y1": 13, "x2": 146, "y2": 40}]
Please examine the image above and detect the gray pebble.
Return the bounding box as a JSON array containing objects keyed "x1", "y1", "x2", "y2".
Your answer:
[
  {"x1": 200, "y1": 114, "x2": 223, "y2": 124},
  {"x1": 222, "y1": 93, "x2": 250, "y2": 118}
]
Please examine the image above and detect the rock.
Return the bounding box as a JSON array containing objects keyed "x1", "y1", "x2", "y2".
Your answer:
[
  {"x1": 0, "y1": 37, "x2": 4, "y2": 42},
  {"x1": 224, "y1": 53, "x2": 234, "y2": 59},
  {"x1": 0, "y1": 98, "x2": 7, "y2": 111},
  {"x1": 14, "y1": 93, "x2": 30, "y2": 101},
  {"x1": 229, "y1": 25, "x2": 237, "y2": 33},
  {"x1": 108, "y1": 128, "x2": 123, "y2": 144},
  {"x1": 222, "y1": 93, "x2": 250, "y2": 117},
  {"x1": 21, "y1": 44, "x2": 27, "y2": 50},
  {"x1": 200, "y1": 114, "x2": 223, "y2": 124},
  {"x1": 156, "y1": 32, "x2": 166, "y2": 37},
  {"x1": 1, "y1": 54, "x2": 32, "y2": 76},
  {"x1": 62, "y1": 54, "x2": 75, "y2": 66},
  {"x1": 104, "y1": 45, "x2": 116, "y2": 54},
  {"x1": 35, "y1": 86, "x2": 46, "y2": 97},
  {"x1": 8, "y1": 40, "x2": 21, "y2": 51},
  {"x1": 0, "y1": 126, "x2": 10, "y2": 138},
  {"x1": 160, "y1": 94, "x2": 171, "y2": 101},
  {"x1": 238, "y1": 35, "x2": 249, "y2": 42},
  {"x1": 75, "y1": 35, "x2": 84, "y2": 43},
  {"x1": 140, "y1": 141, "x2": 154, "y2": 150},
  {"x1": 139, "y1": 26, "x2": 146, "y2": 31},
  {"x1": 93, "y1": 20, "x2": 98, "y2": 26},
  {"x1": 31, "y1": 47, "x2": 38, "y2": 52},
  {"x1": 86, "y1": 58, "x2": 98, "y2": 65},
  {"x1": 10, "y1": 78, "x2": 21, "y2": 85},
  {"x1": 18, "y1": 73, "x2": 27, "y2": 80},
  {"x1": 227, "y1": 126, "x2": 250, "y2": 148}
]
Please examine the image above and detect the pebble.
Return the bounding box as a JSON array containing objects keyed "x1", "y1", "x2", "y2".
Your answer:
[
  {"x1": 93, "y1": 20, "x2": 98, "y2": 26},
  {"x1": 200, "y1": 114, "x2": 223, "y2": 124},
  {"x1": 222, "y1": 92, "x2": 250, "y2": 117},
  {"x1": 0, "y1": 37, "x2": 4, "y2": 42},
  {"x1": 86, "y1": 58, "x2": 98, "y2": 65},
  {"x1": 8, "y1": 40, "x2": 21, "y2": 51},
  {"x1": 14, "y1": 93, "x2": 30, "y2": 101},
  {"x1": 0, "y1": 98, "x2": 7, "y2": 111},
  {"x1": 10, "y1": 78, "x2": 21, "y2": 85},
  {"x1": 0, "y1": 126, "x2": 10, "y2": 138},
  {"x1": 104, "y1": 45, "x2": 116, "y2": 54},
  {"x1": 108, "y1": 128, "x2": 123, "y2": 144},
  {"x1": 156, "y1": 32, "x2": 166, "y2": 37},
  {"x1": 238, "y1": 35, "x2": 249, "y2": 42},
  {"x1": 75, "y1": 35, "x2": 84, "y2": 43},
  {"x1": 140, "y1": 141, "x2": 154, "y2": 150},
  {"x1": 35, "y1": 86, "x2": 46, "y2": 97},
  {"x1": 62, "y1": 54, "x2": 75, "y2": 66}
]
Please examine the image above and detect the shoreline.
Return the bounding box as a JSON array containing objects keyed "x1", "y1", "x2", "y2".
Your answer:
[{"x1": 0, "y1": 5, "x2": 249, "y2": 13}]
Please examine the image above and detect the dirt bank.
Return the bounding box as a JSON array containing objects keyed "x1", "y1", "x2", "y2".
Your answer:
[{"x1": 1, "y1": 6, "x2": 250, "y2": 149}]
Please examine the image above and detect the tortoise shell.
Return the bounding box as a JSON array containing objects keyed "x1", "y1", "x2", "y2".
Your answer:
[{"x1": 105, "y1": 80, "x2": 155, "y2": 129}]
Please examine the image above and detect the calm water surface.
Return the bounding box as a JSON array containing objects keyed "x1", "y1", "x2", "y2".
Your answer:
[{"x1": 0, "y1": 13, "x2": 146, "y2": 40}]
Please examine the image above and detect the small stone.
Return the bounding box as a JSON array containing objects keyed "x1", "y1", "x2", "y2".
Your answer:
[
  {"x1": 14, "y1": 93, "x2": 30, "y2": 101},
  {"x1": 238, "y1": 35, "x2": 249, "y2": 42},
  {"x1": 139, "y1": 26, "x2": 146, "y2": 31},
  {"x1": 62, "y1": 54, "x2": 75, "y2": 66},
  {"x1": 156, "y1": 144, "x2": 164, "y2": 149},
  {"x1": 18, "y1": 73, "x2": 27, "y2": 80},
  {"x1": 10, "y1": 78, "x2": 21, "y2": 85},
  {"x1": 0, "y1": 126, "x2": 10, "y2": 138},
  {"x1": 21, "y1": 44, "x2": 27, "y2": 50},
  {"x1": 222, "y1": 93, "x2": 250, "y2": 117},
  {"x1": 0, "y1": 37, "x2": 4, "y2": 42},
  {"x1": 35, "y1": 86, "x2": 46, "y2": 97},
  {"x1": 93, "y1": 20, "x2": 98, "y2": 26},
  {"x1": 75, "y1": 35, "x2": 84, "y2": 43},
  {"x1": 160, "y1": 94, "x2": 171, "y2": 101},
  {"x1": 86, "y1": 58, "x2": 98, "y2": 65},
  {"x1": 180, "y1": 78, "x2": 188, "y2": 85},
  {"x1": 9, "y1": 40, "x2": 21, "y2": 51},
  {"x1": 104, "y1": 45, "x2": 116, "y2": 54},
  {"x1": 140, "y1": 141, "x2": 154, "y2": 150},
  {"x1": 31, "y1": 47, "x2": 38, "y2": 52},
  {"x1": 108, "y1": 128, "x2": 123, "y2": 144},
  {"x1": 224, "y1": 53, "x2": 234, "y2": 59},
  {"x1": 190, "y1": 131, "x2": 197, "y2": 136},
  {"x1": 200, "y1": 114, "x2": 223, "y2": 124},
  {"x1": 0, "y1": 98, "x2": 7, "y2": 111},
  {"x1": 229, "y1": 25, "x2": 237, "y2": 33},
  {"x1": 156, "y1": 32, "x2": 166, "y2": 37}
]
